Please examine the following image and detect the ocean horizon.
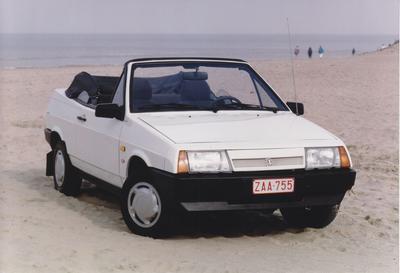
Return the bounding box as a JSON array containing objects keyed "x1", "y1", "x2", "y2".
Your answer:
[{"x1": 0, "y1": 33, "x2": 397, "y2": 68}]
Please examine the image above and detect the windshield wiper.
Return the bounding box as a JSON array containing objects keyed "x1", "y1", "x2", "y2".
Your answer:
[
  {"x1": 138, "y1": 103, "x2": 212, "y2": 112},
  {"x1": 138, "y1": 102, "x2": 280, "y2": 113},
  {"x1": 239, "y1": 103, "x2": 280, "y2": 113},
  {"x1": 212, "y1": 102, "x2": 280, "y2": 113}
]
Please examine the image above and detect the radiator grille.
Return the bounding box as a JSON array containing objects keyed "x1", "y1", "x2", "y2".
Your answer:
[{"x1": 232, "y1": 156, "x2": 303, "y2": 169}]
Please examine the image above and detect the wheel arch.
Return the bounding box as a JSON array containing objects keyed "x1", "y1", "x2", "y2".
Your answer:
[
  {"x1": 126, "y1": 155, "x2": 150, "y2": 180},
  {"x1": 49, "y1": 126, "x2": 64, "y2": 148},
  {"x1": 50, "y1": 131, "x2": 62, "y2": 149}
]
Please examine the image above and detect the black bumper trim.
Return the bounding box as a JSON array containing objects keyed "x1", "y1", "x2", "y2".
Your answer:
[
  {"x1": 181, "y1": 194, "x2": 345, "y2": 211},
  {"x1": 45, "y1": 129, "x2": 54, "y2": 176},
  {"x1": 151, "y1": 168, "x2": 356, "y2": 210},
  {"x1": 46, "y1": 151, "x2": 54, "y2": 176}
]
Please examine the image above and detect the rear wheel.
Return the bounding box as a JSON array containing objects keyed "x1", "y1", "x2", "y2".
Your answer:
[
  {"x1": 53, "y1": 142, "x2": 82, "y2": 196},
  {"x1": 121, "y1": 172, "x2": 177, "y2": 238},
  {"x1": 280, "y1": 204, "x2": 340, "y2": 228}
]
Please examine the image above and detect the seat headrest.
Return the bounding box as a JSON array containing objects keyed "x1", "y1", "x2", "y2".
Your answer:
[
  {"x1": 180, "y1": 80, "x2": 211, "y2": 101},
  {"x1": 132, "y1": 78, "x2": 152, "y2": 100},
  {"x1": 182, "y1": 71, "x2": 208, "y2": 81}
]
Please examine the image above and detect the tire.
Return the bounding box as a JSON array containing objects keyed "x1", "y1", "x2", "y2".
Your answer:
[
  {"x1": 53, "y1": 142, "x2": 82, "y2": 196},
  {"x1": 121, "y1": 171, "x2": 177, "y2": 238},
  {"x1": 280, "y1": 204, "x2": 340, "y2": 228}
]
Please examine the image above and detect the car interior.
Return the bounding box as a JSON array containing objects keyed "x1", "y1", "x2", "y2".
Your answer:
[
  {"x1": 131, "y1": 71, "x2": 218, "y2": 110},
  {"x1": 66, "y1": 71, "x2": 222, "y2": 110}
]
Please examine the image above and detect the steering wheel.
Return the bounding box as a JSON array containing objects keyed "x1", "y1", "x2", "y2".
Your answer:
[{"x1": 214, "y1": 96, "x2": 242, "y2": 106}]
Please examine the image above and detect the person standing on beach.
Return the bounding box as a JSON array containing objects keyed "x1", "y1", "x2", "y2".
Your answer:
[
  {"x1": 294, "y1": 46, "x2": 300, "y2": 57},
  {"x1": 352, "y1": 48, "x2": 356, "y2": 55},
  {"x1": 307, "y1": 47, "x2": 313, "y2": 58},
  {"x1": 318, "y1": 45, "x2": 324, "y2": 58}
]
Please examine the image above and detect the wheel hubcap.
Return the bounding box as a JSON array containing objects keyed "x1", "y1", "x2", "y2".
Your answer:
[
  {"x1": 127, "y1": 182, "x2": 161, "y2": 228},
  {"x1": 54, "y1": 150, "x2": 65, "y2": 187}
]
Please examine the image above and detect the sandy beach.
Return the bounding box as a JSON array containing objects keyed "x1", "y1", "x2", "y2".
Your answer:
[{"x1": 0, "y1": 46, "x2": 398, "y2": 273}]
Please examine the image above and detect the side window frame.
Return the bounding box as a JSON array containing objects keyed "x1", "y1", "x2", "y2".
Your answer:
[
  {"x1": 248, "y1": 68, "x2": 289, "y2": 111},
  {"x1": 112, "y1": 69, "x2": 127, "y2": 107},
  {"x1": 107, "y1": 67, "x2": 127, "y2": 121}
]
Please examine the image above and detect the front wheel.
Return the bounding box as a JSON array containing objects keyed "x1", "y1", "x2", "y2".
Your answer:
[
  {"x1": 121, "y1": 177, "x2": 177, "y2": 238},
  {"x1": 280, "y1": 204, "x2": 340, "y2": 228}
]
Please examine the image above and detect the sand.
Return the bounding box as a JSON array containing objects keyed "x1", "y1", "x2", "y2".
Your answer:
[{"x1": 0, "y1": 46, "x2": 398, "y2": 273}]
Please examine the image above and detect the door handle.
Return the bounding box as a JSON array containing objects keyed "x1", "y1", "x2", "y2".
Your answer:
[{"x1": 76, "y1": 115, "x2": 86, "y2": 122}]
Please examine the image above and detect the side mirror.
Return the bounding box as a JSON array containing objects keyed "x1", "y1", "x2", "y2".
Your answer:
[
  {"x1": 95, "y1": 103, "x2": 124, "y2": 120},
  {"x1": 286, "y1": 102, "x2": 304, "y2": 115}
]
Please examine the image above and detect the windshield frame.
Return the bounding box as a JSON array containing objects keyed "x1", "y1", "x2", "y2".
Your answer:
[{"x1": 127, "y1": 60, "x2": 289, "y2": 113}]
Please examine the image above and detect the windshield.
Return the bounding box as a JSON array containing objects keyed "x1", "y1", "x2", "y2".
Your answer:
[{"x1": 130, "y1": 62, "x2": 288, "y2": 113}]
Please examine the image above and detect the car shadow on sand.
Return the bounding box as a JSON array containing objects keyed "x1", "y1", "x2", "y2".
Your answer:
[{"x1": 13, "y1": 168, "x2": 306, "y2": 238}]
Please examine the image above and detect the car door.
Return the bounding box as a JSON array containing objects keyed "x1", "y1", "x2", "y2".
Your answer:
[
  {"x1": 70, "y1": 73, "x2": 126, "y2": 187},
  {"x1": 72, "y1": 105, "x2": 123, "y2": 187}
]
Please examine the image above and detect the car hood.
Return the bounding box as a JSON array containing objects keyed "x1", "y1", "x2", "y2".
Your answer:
[{"x1": 137, "y1": 111, "x2": 338, "y2": 145}]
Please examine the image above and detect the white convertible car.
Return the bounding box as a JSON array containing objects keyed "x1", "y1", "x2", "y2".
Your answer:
[{"x1": 45, "y1": 57, "x2": 356, "y2": 237}]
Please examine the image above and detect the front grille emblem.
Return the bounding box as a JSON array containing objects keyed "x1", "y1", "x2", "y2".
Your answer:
[{"x1": 265, "y1": 158, "x2": 273, "y2": 166}]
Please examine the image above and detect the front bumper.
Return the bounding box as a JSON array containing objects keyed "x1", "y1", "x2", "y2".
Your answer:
[{"x1": 151, "y1": 168, "x2": 356, "y2": 212}]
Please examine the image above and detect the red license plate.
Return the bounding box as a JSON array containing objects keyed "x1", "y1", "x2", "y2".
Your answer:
[{"x1": 252, "y1": 178, "x2": 295, "y2": 195}]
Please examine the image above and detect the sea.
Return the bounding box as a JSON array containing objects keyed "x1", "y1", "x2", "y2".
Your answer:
[{"x1": 0, "y1": 33, "x2": 397, "y2": 68}]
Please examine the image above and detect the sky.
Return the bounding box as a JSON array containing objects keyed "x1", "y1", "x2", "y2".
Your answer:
[{"x1": 0, "y1": 0, "x2": 398, "y2": 35}]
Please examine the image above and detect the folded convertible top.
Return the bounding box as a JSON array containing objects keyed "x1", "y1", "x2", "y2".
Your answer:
[{"x1": 65, "y1": 72, "x2": 119, "y2": 99}]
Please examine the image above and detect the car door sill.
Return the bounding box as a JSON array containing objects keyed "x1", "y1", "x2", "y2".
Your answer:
[{"x1": 76, "y1": 168, "x2": 122, "y2": 198}]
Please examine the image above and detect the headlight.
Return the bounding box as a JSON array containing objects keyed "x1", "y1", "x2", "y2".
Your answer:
[
  {"x1": 305, "y1": 146, "x2": 351, "y2": 170},
  {"x1": 177, "y1": 150, "x2": 232, "y2": 173}
]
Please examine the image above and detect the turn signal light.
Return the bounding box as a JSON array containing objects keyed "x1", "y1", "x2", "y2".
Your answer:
[
  {"x1": 177, "y1": 151, "x2": 189, "y2": 173},
  {"x1": 339, "y1": 146, "x2": 351, "y2": 168}
]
